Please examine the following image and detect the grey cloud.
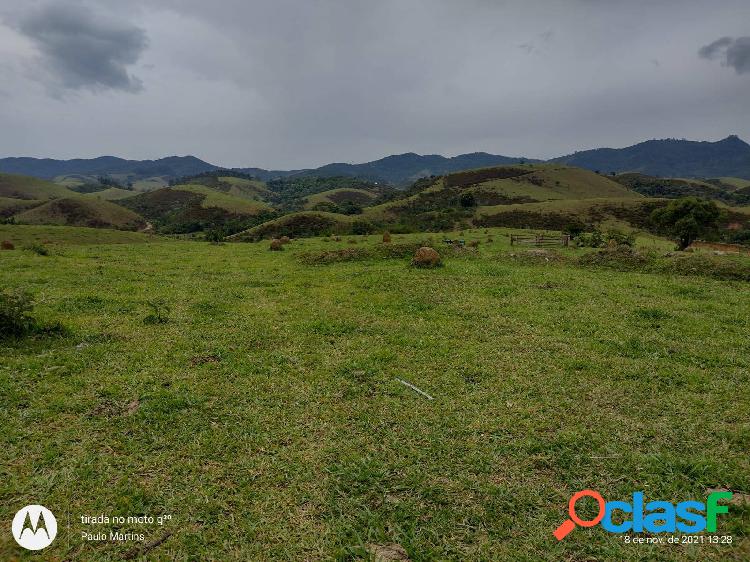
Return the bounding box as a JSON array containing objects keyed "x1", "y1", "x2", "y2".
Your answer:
[
  {"x1": 699, "y1": 36, "x2": 750, "y2": 74},
  {"x1": 16, "y1": 3, "x2": 148, "y2": 92}
]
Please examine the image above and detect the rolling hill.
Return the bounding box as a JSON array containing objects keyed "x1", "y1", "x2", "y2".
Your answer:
[{"x1": 14, "y1": 197, "x2": 145, "y2": 230}]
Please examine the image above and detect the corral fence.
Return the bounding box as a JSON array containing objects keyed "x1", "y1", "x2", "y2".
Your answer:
[{"x1": 511, "y1": 234, "x2": 571, "y2": 247}]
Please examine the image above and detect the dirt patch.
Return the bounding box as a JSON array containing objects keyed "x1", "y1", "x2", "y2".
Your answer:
[{"x1": 366, "y1": 543, "x2": 410, "y2": 561}]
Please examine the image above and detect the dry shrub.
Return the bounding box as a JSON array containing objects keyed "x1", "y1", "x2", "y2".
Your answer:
[
  {"x1": 382, "y1": 231, "x2": 392, "y2": 243},
  {"x1": 279, "y1": 236, "x2": 291, "y2": 244},
  {"x1": 1, "y1": 241, "x2": 14, "y2": 250},
  {"x1": 468, "y1": 240, "x2": 480, "y2": 248},
  {"x1": 269, "y1": 239, "x2": 284, "y2": 251},
  {"x1": 578, "y1": 245, "x2": 648, "y2": 269},
  {"x1": 411, "y1": 247, "x2": 441, "y2": 268},
  {"x1": 347, "y1": 238, "x2": 358, "y2": 244}
]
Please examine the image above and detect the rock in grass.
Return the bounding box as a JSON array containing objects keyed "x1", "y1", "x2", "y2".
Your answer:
[
  {"x1": 411, "y1": 246, "x2": 441, "y2": 268},
  {"x1": 269, "y1": 239, "x2": 284, "y2": 251}
]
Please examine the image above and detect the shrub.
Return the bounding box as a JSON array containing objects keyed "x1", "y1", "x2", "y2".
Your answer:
[
  {"x1": 269, "y1": 239, "x2": 284, "y2": 251},
  {"x1": 279, "y1": 236, "x2": 291, "y2": 244},
  {"x1": 411, "y1": 247, "x2": 442, "y2": 268},
  {"x1": 351, "y1": 220, "x2": 375, "y2": 235},
  {"x1": 205, "y1": 228, "x2": 226, "y2": 244},
  {"x1": 1, "y1": 240, "x2": 14, "y2": 250},
  {"x1": 0, "y1": 290, "x2": 37, "y2": 338},
  {"x1": 382, "y1": 231, "x2": 392, "y2": 243},
  {"x1": 24, "y1": 243, "x2": 49, "y2": 256}
]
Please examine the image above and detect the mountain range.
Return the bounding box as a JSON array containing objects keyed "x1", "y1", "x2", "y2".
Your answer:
[{"x1": 1, "y1": 135, "x2": 748, "y2": 186}]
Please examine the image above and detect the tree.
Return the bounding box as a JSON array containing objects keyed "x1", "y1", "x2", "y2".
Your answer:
[
  {"x1": 459, "y1": 193, "x2": 476, "y2": 208},
  {"x1": 650, "y1": 197, "x2": 723, "y2": 250}
]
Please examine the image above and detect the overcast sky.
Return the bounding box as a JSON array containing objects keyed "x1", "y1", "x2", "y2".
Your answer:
[{"x1": 0, "y1": 0, "x2": 748, "y2": 169}]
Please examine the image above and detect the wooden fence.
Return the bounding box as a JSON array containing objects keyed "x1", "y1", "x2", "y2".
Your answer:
[{"x1": 510, "y1": 234, "x2": 570, "y2": 247}]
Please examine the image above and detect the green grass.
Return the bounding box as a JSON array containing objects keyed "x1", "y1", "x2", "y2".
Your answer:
[
  {"x1": 0, "y1": 224, "x2": 157, "y2": 245},
  {"x1": 1, "y1": 226, "x2": 748, "y2": 560}
]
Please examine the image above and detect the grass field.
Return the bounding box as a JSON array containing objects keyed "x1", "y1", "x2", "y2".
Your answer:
[{"x1": 1, "y1": 226, "x2": 749, "y2": 560}]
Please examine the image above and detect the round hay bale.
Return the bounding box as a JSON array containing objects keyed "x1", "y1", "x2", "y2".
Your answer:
[
  {"x1": 1, "y1": 240, "x2": 14, "y2": 250},
  {"x1": 411, "y1": 246, "x2": 441, "y2": 268},
  {"x1": 382, "y1": 231, "x2": 392, "y2": 243},
  {"x1": 279, "y1": 236, "x2": 291, "y2": 244},
  {"x1": 269, "y1": 239, "x2": 284, "y2": 251}
]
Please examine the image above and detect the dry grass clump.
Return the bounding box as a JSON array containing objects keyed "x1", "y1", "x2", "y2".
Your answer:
[
  {"x1": 1, "y1": 241, "x2": 14, "y2": 250},
  {"x1": 299, "y1": 243, "x2": 423, "y2": 265},
  {"x1": 269, "y1": 239, "x2": 284, "y2": 251},
  {"x1": 468, "y1": 240, "x2": 480, "y2": 248},
  {"x1": 382, "y1": 231, "x2": 392, "y2": 243},
  {"x1": 411, "y1": 247, "x2": 441, "y2": 268},
  {"x1": 279, "y1": 236, "x2": 291, "y2": 244}
]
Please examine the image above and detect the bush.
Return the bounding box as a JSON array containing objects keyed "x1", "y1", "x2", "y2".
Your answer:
[
  {"x1": 351, "y1": 220, "x2": 375, "y2": 235},
  {"x1": 269, "y1": 239, "x2": 284, "y2": 251},
  {"x1": 574, "y1": 229, "x2": 634, "y2": 248},
  {"x1": 0, "y1": 290, "x2": 37, "y2": 338},
  {"x1": 24, "y1": 243, "x2": 49, "y2": 256},
  {"x1": 382, "y1": 231, "x2": 392, "y2": 243}
]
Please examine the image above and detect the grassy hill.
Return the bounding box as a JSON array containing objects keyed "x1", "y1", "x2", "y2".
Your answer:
[
  {"x1": 361, "y1": 164, "x2": 642, "y2": 231},
  {"x1": 613, "y1": 173, "x2": 750, "y2": 205},
  {"x1": 83, "y1": 187, "x2": 139, "y2": 201},
  {"x1": 304, "y1": 188, "x2": 378, "y2": 209},
  {"x1": 228, "y1": 211, "x2": 358, "y2": 241},
  {"x1": 117, "y1": 185, "x2": 275, "y2": 234},
  {"x1": 13, "y1": 197, "x2": 145, "y2": 230},
  {"x1": 172, "y1": 184, "x2": 271, "y2": 214},
  {"x1": 0, "y1": 172, "x2": 76, "y2": 200}
]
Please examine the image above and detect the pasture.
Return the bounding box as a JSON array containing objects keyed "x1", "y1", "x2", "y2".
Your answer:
[{"x1": 1, "y1": 226, "x2": 748, "y2": 560}]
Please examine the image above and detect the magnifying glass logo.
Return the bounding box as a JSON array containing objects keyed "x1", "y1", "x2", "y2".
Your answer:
[{"x1": 553, "y1": 489, "x2": 605, "y2": 540}]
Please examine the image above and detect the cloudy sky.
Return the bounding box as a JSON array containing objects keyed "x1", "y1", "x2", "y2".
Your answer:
[{"x1": 0, "y1": 0, "x2": 748, "y2": 169}]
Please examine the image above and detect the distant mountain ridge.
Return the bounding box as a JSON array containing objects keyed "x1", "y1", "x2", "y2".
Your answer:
[
  {"x1": 0, "y1": 155, "x2": 220, "y2": 180},
  {"x1": 1, "y1": 135, "x2": 748, "y2": 185},
  {"x1": 553, "y1": 135, "x2": 750, "y2": 179}
]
